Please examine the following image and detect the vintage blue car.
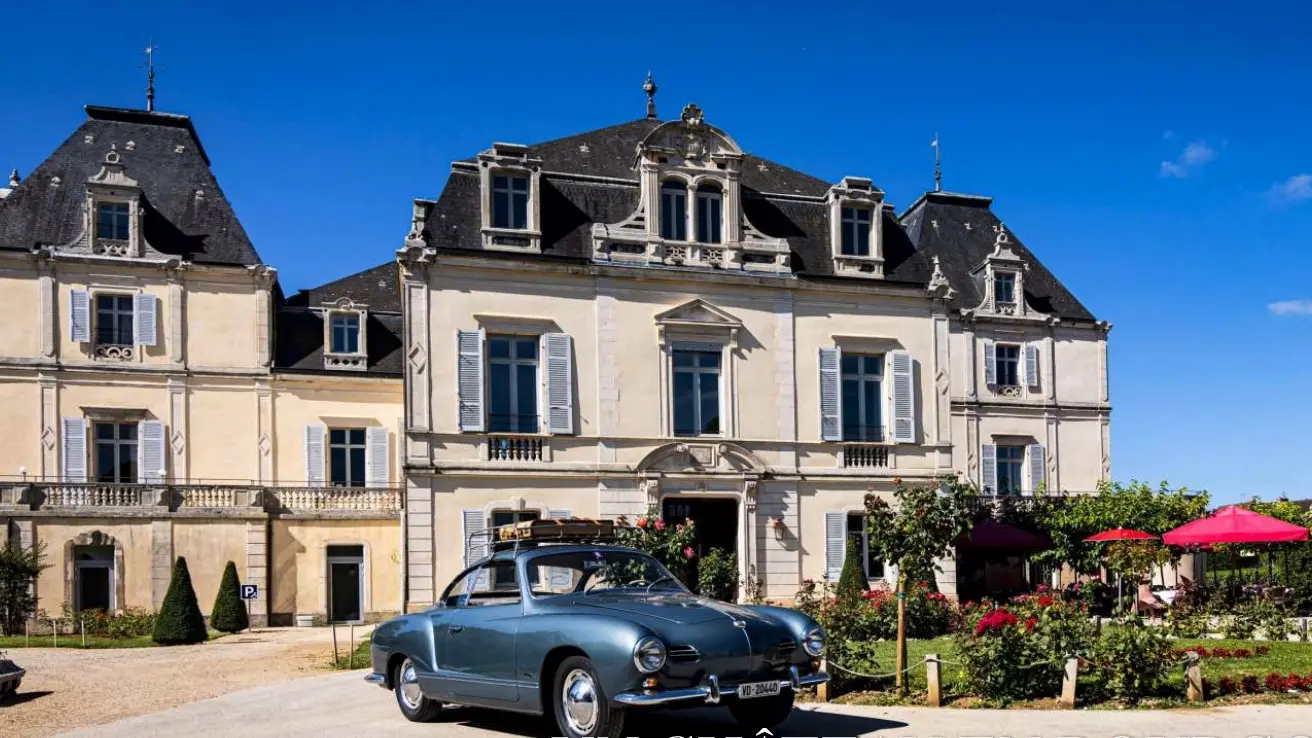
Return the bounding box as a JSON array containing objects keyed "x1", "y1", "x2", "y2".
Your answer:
[{"x1": 365, "y1": 529, "x2": 827, "y2": 738}]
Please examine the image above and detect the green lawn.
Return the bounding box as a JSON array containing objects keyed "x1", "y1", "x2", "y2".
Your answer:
[
  {"x1": 329, "y1": 637, "x2": 372, "y2": 670},
  {"x1": 0, "y1": 631, "x2": 227, "y2": 649}
]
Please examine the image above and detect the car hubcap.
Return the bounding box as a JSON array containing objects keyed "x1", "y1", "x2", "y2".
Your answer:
[
  {"x1": 399, "y1": 661, "x2": 423, "y2": 710},
  {"x1": 562, "y1": 668, "x2": 598, "y2": 734}
]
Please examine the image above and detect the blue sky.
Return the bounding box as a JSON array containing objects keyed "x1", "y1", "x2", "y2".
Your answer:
[{"x1": 3, "y1": 1, "x2": 1311, "y2": 503}]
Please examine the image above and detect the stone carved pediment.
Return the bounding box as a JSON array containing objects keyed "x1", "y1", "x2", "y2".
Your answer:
[
  {"x1": 637, "y1": 104, "x2": 743, "y2": 168},
  {"x1": 654, "y1": 298, "x2": 743, "y2": 328},
  {"x1": 636, "y1": 442, "x2": 764, "y2": 474}
]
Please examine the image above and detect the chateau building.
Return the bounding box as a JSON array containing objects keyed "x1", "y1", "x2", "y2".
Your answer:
[{"x1": 1, "y1": 89, "x2": 1109, "y2": 620}]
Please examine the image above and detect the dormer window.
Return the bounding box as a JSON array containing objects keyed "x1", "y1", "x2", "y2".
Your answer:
[
  {"x1": 660, "y1": 181, "x2": 687, "y2": 240},
  {"x1": 840, "y1": 206, "x2": 872, "y2": 256},
  {"x1": 96, "y1": 202, "x2": 131, "y2": 240},
  {"x1": 322, "y1": 300, "x2": 368, "y2": 371},
  {"x1": 695, "y1": 184, "x2": 722, "y2": 244},
  {"x1": 491, "y1": 174, "x2": 529, "y2": 230},
  {"x1": 329, "y1": 313, "x2": 361, "y2": 354},
  {"x1": 994, "y1": 272, "x2": 1016, "y2": 306}
]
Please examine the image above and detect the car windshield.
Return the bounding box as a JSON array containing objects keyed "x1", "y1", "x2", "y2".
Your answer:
[{"x1": 526, "y1": 550, "x2": 688, "y2": 597}]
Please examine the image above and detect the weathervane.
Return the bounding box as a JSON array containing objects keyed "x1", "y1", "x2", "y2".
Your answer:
[
  {"x1": 144, "y1": 40, "x2": 157, "y2": 112},
  {"x1": 931, "y1": 132, "x2": 942, "y2": 192},
  {"x1": 644, "y1": 72, "x2": 658, "y2": 120}
]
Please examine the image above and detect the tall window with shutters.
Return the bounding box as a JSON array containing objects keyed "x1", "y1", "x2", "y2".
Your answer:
[
  {"x1": 821, "y1": 347, "x2": 915, "y2": 445},
  {"x1": 69, "y1": 290, "x2": 158, "y2": 354},
  {"x1": 841, "y1": 354, "x2": 883, "y2": 442},
  {"x1": 487, "y1": 335, "x2": 538, "y2": 433},
  {"x1": 329, "y1": 428, "x2": 367, "y2": 487},
  {"x1": 457, "y1": 329, "x2": 574, "y2": 436},
  {"x1": 93, "y1": 422, "x2": 137, "y2": 483},
  {"x1": 983, "y1": 340, "x2": 1042, "y2": 394},
  {"x1": 981, "y1": 442, "x2": 1046, "y2": 495}
]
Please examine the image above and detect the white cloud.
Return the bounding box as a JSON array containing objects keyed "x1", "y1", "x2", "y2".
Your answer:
[
  {"x1": 1266, "y1": 174, "x2": 1312, "y2": 204},
  {"x1": 1159, "y1": 140, "x2": 1217, "y2": 178},
  {"x1": 1269, "y1": 299, "x2": 1312, "y2": 316}
]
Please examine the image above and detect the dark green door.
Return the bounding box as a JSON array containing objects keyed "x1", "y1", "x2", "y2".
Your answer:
[{"x1": 327, "y1": 545, "x2": 363, "y2": 623}]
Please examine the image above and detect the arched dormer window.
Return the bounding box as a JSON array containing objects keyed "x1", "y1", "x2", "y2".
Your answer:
[
  {"x1": 695, "y1": 183, "x2": 722, "y2": 244},
  {"x1": 660, "y1": 181, "x2": 687, "y2": 240}
]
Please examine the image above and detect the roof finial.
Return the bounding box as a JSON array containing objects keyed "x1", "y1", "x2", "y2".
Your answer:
[
  {"x1": 931, "y1": 132, "x2": 942, "y2": 192},
  {"x1": 144, "y1": 40, "x2": 157, "y2": 112},
  {"x1": 643, "y1": 72, "x2": 658, "y2": 120},
  {"x1": 7, "y1": 169, "x2": 18, "y2": 187}
]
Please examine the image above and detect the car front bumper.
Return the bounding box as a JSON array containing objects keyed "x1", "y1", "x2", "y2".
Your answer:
[{"x1": 614, "y1": 665, "x2": 828, "y2": 707}]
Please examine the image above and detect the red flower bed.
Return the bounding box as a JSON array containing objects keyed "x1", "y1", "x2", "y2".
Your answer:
[
  {"x1": 974, "y1": 608, "x2": 1019, "y2": 637},
  {"x1": 1174, "y1": 645, "x2": 1270, "y2": 660}
]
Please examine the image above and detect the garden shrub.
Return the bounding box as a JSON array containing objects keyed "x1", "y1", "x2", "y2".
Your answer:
[
  {"x1": 1165, "y1": 609, "x2": 1209, "y2": 638},
  {"x1": 152, "y1": 557, "x2": 208, "y2": 645},
  {"x1": 836, "y1": 537, "x2": 867, "y2": 605},
  {"x1": 695, "y1": 548, "x2": 738, "y2": 602},
  {"x1": 797, "y1": 579, "x2": 955, "y2": 644},
  {"x1": 1088, "y1": 618, "x2": 1175, "y2": 702},
  {"x1": 0, "y1": 540, "x2": 47, "y2": 636},
  {"x1": 61, "y1": 605, "x2": 156, "y2": 638},
  {"x1": 210, "y1": 561, "x2": 250, "y2": 633},
  {"x1": 616, "y1": 507, "x2": 698, "y2": 584},
  {"x1": 1222, "y1": 600, "x2": 1289, "y2": 640}
]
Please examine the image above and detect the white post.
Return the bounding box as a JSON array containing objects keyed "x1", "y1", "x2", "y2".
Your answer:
[
  {"x1": 51, "y1": 619, "x2": 57, "y2": 648},
  {"x1": 81, "y1": 619, "x2": 86, "y2": 647}
]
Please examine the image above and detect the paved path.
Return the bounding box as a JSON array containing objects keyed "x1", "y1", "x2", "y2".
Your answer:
[{"x1": 54, "y1": 669, "x2": 1312, "y2": 738}]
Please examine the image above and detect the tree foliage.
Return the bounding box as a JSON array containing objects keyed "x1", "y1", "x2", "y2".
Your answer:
[
  {"x1": 0, "y1": 540, "x2": 48, "y2": 636},
  {"x1": 210, "y1": 561, "x2": 249, "y2": 634},
  {"x1": 862, "y1": 477, "x2": 977, "y2": 587},
  {"x1": 152, "y1": 556, "x2": 208, "y2": 645}
]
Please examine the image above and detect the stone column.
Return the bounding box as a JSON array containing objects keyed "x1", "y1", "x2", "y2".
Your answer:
[
  {"x1": 36, "y1": 251, "x2": 55, "y2": 359},
  {"x1": 38, "y1": 374, "x2": 59, "y2": 480},
  {"x1": 404, "y1": 475, "x2": 434, "y2": 610},
  {"x1": 399, "y1": 253, "x2": 432, "y2": 466},
  {"x1": 150, "y1": 520, "x2": 174, "y2": 609},
  {"x1": 168, "y1": 377, "x2": 187, "y2": 482},
  {"x1": 245, "y1": 520, "x2": 269, "y2": 627},
  {"x1": 255, "y1": 380, "x2": 273, "y2": 484},
  {"x1": 773, "y1": 297, "x2": 797, "y2": 471}
]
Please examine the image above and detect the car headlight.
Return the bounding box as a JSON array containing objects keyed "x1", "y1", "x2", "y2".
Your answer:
[
  {"x1": 802, "y1": 627, "x2": 825, "y2": 657},
  {"x1": 633, "y1": 636, "x2": 667, "y2": 673}
]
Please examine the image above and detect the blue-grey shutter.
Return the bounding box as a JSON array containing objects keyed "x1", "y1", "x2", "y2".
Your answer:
[
  {"x1": 547, "y1": 508, "x2": 573, "y2": 588},
  {"x1": 1028, "y1": 444, "x2": 1046, "y2": 494},
  {"x1": 981, "y1": 443, "x2": 997, "y2": 494},
  {"x1": 983, "y1": 340, "x2": 996, "y2": 385},
  {"x1": 304, "y1": 424, "x2": 326, "y2": 487},
  {"x1": 457, "y1": 330, "x2": 485, "y2": 432},
  {"x1": 825, "y1": 511, "x2": 846, "y2": 580},
  {"x1": 1025, "y1": 343, "x2": 1040, "y2": 389},
  {"x1": 69, "y1": 290, "x2": 90, "y2": 343},
  {"x1": 134, "y1": 293, "x2": 158, "y2": 347},
  {"x1": 548, "y1": 508, "x2": 571, "y2": 520},
  {"x1": 463, "y1": 509, "x2": 488, "y2": 568},
  {"x1": 137, "y1": 420, "x2": 165, "y2": 483},
  {"x1": 365, "y1": 426, "x2": 389, "y2": 488},
  {"x1": 62, "y1": 417, "x2": 88, "y2": 482},
  {"x1": 542, "y1": 333, "x2": 574, "y2": 434},
  {"x1": 819, "y1": 347, "x2": 842, "y2": 442},
  {"x1": 889, "y1": 350, "x2": 915, "y2": 443}
]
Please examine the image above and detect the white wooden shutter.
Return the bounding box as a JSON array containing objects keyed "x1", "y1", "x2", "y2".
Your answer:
[
  {"x1": 463, "y1": 509, "x2": 488, "y2": 568},
  {"x1": 547, "y1": 508, "x2": 573, "y2": 587},
  {"x1": 542, "y1": 333, "x2": 574, "y2": 434},
  {"x1": 134, "y1": 293, "x2": 158, "y2": 347},
  {"x1": 69, "y1": 290, "x2": 90, "y2": 343},
  {"x1": 304, "y1": 424, "x2": 326, "y2": 487},
  {"x1": 62, "y1": 418, "x2": 88, "y2": 482},
  {"x1": 819, "y1": 347, "x2": 842, "y2": 442},
  {"x1": 137, "y1": 420, "x2": 165, "y2": 484},
  {"x1": 981, "y1": 443, "x2": 998, "y2": 494},
  {"x1": 457, "y1": 330, "x2": 486, "y2": 432},
  {"x1": 1024, "y1": 343, "x2": 1040, "y2": 389},
  {"x1": 548, "y1": 508, "x2": 571, "y2": 520},
  {"x1": 1028, "y1": 444, "x2": 1046, "y2": 494},
  {"x1": 825, "y1": 511, "x2": 846, "y2": 580},
  {"x1": 983, "y1": 340, "x2": 996, "y2": 385},
  {"x1": 365, "y1": 426, "x2": 389, "y2": 488},
  {"x1": 889, "y1": 350, "x2": 916, "y2": 443}
]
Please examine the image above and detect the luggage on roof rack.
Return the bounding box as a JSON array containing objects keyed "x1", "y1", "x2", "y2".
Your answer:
[{"x1": 492, "y1": 517, "x2": 628, "y2": 545}]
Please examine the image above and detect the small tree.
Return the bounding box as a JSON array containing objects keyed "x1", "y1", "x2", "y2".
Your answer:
[
  {"x1": 836, "y1": 536, "x2": 867, "y2": 605},
  {"x1": 864, "y1": 477, "x2": 975, "y2": 694},
  {"x1": 153, "y1": 556, "x2": 208, "y2": 645},
  {"x1": 0, "y1": 540, "x2": 48, "y2": 636},
  {"x1": 696, "y1": 548, "x2": 739, "y2": 601},
  {"x1": 210, "y1": 561, "x2": 249, "y2": 633}
]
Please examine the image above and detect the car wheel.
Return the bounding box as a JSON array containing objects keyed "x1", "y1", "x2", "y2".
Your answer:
[
  {"x1": 393, "y1": 657, "x2": 442, "y2": 722},
  {"x1": 552, "y1": 655, "x2": 626, "y2": 738},
  {"x1": 728, "y1": 690, "x2": 795, "y2": 731}
]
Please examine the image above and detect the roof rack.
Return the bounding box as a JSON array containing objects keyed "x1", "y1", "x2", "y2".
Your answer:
[{"x1": 468, "y1": 517, "x2": 633, "y2": 556}]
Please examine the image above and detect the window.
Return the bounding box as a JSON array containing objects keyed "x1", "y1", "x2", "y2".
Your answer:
[
  {"x1": 329, "y1": 428, "x2": 366, "y2": 487},
  {"x1": 96, "y1": 202, "x2": 130, "y2": 240},
  {"x1": 994, "y1": 272, "x2": 1016, "y2": 305},
  {"x1": 491, "y1": 510, "x2": 541, "y2": 589},
  {"x1": 841, "y1": 354, "x2": 883, "y2": 442},
  {"x1": 74, "y1": 545, "x2": 115, "y2": 612},
  {"x1": 995, "y1": 445, "x2": 1025, "y2": 495},
  {"x1": 329, "y1": 313, "x2": 361, "y2": 354},
  {"x1": 672, "y1": 348, "x2": 721, "y2": 436},
  {"x1": 527, "y1": 550, "x2": 685, "y2": 597},
  {"x1": 840, "y1": 206, "x2": 872, "y2": 256},
  {"x1": 660, "y1": 182, "x2": 687, "y2": 240},
  {"x1": 443, "y1": 561, "x2": 521, "y2": 606},
  {"x1": 695, "y1": 185, "x2": 722, "y2": 244},
  {"x1": 95, "y1": 294, "x2": 134, "y2": 346},
  {"x1": 847, "y1": 513, "x2": 885, "y2": 579},
  {"x1": 492, "y1": 174, "x2": 529, "y2": 230},
  {"x1": 488, "y1": 335, "x2": 538, "y2": 433},
  {"x1": 93, "y1": 421, "x2": 137, "y2": 483},
  {"x1": 994, "y1": 344, "x2": 1020, "y2": 386}
]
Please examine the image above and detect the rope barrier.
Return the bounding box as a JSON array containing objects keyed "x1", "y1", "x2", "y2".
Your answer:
[{"x1": 826, "y1": 656, "x2": 930, "y2": 680}]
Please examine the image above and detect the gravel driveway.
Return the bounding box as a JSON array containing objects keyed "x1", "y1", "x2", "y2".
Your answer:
[{"x1": 2, "y1": 626, "x2": 372, "y2": 738}]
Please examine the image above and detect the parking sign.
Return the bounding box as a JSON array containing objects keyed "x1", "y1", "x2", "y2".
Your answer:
[{"x1": 240, "y1": 584, "x2": 258, "y2": 600}]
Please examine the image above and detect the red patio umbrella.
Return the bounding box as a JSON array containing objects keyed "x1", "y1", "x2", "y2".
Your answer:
[
  {"x1": 1162, "y1": 505, "x2": 1310, "y2": 546},
  {"x1": 1084, "y1": 527, "x2": 1157, "y2": 543},
  {"x1": 956, "y1": 519, "x2": 1050, "y2": 550}
]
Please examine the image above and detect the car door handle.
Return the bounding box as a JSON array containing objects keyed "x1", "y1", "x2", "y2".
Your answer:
[{"x1": 449, "y1": 625, "x2": 464, "y2": 633}]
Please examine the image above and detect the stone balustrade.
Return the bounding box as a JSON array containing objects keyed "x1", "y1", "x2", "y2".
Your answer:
[
  {"x1": 273, "y1": 486, "x2": 401, "y2": 512},
  {"x1": 0, "y1": 482, "x2": 401, "y2": 517}
]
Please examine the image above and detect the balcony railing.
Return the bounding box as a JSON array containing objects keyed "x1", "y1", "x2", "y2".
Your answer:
[
  {"x1": 487, "y1": 435, "x2": 545, "y2": 462},
  {"x1": 842, "y1": 444, "x2": 890, "y2": 469},
  {"x1": 274, "y1": 486, "x2": 400, "y2": 512},
  {"x1": 42, "y1": 483, "x2": 145, "y2": 507},
  {"x1": 0, "y1": 482, "x2": 400, "y2": 515}
]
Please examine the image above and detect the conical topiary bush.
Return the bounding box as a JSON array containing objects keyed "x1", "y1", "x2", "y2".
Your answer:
[
  {"x1": 152, "y1": 556, "x2": 208, "y2": 645},
  {"x1": 836, "y1": 536, "x2": 868, "y2": 605},
  {"x1": 210, "y1": 561, "x2": 249, "y2": 634}
]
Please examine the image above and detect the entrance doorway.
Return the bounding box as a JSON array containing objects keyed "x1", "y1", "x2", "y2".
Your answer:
[
  {"x1": 74, "y1": 545, "x2": 114, "y2": 612},
  {"x1": 662, "y1": 497, "x2": 739, "y2": 559},
  {"x1": 327, "y1": 544, "x2": 364, "y2": 623}
]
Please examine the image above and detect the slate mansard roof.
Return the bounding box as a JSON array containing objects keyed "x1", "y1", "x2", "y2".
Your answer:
[
  {"x1": 275, "y1": 262, "x2": 404, "y2": 376},
  {"x1": 422, "y1": 114, "x2": 1097, "y2": 324},
  {"x1": 0, "y1": 106, "x2": 262, "y2": 266}
]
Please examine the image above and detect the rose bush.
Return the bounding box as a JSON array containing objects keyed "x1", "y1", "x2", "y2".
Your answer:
[{"x1": 616, "y1": 507, "x2": 698, "y2": 583}]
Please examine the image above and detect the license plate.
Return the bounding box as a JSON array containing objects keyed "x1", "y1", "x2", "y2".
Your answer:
[{"x1": 737, "y1": 680, "x2": 782, "y2": 699}]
